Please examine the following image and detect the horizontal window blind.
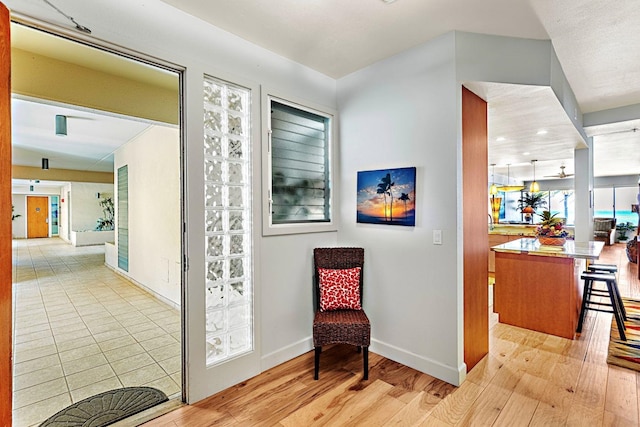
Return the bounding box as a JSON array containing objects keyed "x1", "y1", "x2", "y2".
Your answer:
[
  {"x1": 117, "y1": 165, "x2": 129, "y2": 272},
  {"x1": 270, "y1": 101, "x2": 330, "y2": 224}
]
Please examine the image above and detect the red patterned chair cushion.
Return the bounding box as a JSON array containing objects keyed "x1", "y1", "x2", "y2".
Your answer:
[{"x1": 318, "y1": 267, "x2": 362, "y2": 311}]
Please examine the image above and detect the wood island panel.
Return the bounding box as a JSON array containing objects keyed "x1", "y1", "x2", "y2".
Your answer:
[
  {"x1": 488, "y1": 234, "x2": 525, "y2": 272},
  {"x1": 494, "y1": 251, "x2": 583, "y2": 339}
]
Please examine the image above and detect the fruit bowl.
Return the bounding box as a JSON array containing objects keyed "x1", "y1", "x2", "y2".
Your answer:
[{"x1": 537, "y1": 236, "x2": 566, "y2": 246}]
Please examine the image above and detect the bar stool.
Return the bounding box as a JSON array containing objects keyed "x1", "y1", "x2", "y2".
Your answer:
[
  {"x1": 587, "y1": 263, "x2": 618, "y2": 274},
  {"x1": 577, "y1": 271, "x2": 626, "y2": 341},
  {"x1": 587, "y1": 263, "x2": 626, "y2": 320}
]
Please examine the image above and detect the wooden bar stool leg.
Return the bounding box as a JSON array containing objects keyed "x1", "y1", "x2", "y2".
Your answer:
[
  {"x1": 576, "y1": 278, "x2": 592, "y2": 333},
  {"x1": 611, "y1": 280, "x2": 627, "y2": 320},
  {"x1": 607, "y1": 280, "x2": 627, "y2": 341}
]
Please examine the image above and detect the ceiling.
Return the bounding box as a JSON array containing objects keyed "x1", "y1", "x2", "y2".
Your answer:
[
  {"x1": 7, "y1": 0, "x2": 640, "y2": 185},
  {"x1": 12, "y1": 97, "x2": 152, "y2": 172}
]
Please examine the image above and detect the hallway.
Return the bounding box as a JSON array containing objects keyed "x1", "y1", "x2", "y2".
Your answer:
[{"x1": 12, "y1": 238, "x2": 181, "y2": 427}]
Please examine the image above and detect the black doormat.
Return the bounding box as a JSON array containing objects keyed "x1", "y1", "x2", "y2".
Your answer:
[{"x1": 40, "y1": 386, "x2": 168, "y2": 427}]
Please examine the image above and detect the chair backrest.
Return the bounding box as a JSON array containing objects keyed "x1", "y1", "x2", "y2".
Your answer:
[
  {"x1": 313, "y1": 247, "x2": 364, "y2": 311},
  {"x1": 594, "y1": 217, "x2": 616, "y2": 231}
]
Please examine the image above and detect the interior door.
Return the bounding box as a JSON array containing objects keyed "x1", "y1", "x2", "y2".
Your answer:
[
  {"x1": 27, "y1": 196, "x2": 49, "y2": 238},
  {"x1": 0, "y1": 3, "x2": 12, "y2": 424}
]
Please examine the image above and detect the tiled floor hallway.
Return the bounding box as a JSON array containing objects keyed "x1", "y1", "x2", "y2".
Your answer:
[{"x1": 11, "y1": 238, "x2": 182, "y2": 427}]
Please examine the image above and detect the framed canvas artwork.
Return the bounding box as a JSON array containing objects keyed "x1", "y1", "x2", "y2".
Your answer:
[{"x1": 357, "y1": 167, "x2": 416, "y2": 226}]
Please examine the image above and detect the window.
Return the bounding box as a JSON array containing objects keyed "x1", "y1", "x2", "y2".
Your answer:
[
  {"x1": 117, "y1": 165, "x2": 129, "y2": 272},
  {"x1": 203, "y1": 76, "x2": 253, "y2": 365},
  {"x1": 263, "y1": 96, "x2": 336, "y2": 235}
]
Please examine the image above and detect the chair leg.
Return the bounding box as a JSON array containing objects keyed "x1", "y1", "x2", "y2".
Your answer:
[
  {"x1": 356, "y1": 346, "x2": 361, "y2": 353},
  {"x1": 576, "y1": 278, "x2": 591, "y2": 333},
  {"x1": 363, "y1": 347, "x2": 368, "y2": 380},
  {"x1": 607, "y1": 281, "x2": 627, "y2": 341},
  {"x1": 314, "y1": 347, "x2": 321, "y2": 380},
  {"x1": 611, "y1": 280, "x2": 627, "y2": 320}
]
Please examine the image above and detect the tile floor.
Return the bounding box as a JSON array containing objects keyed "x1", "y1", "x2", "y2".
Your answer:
[{"x1": 12, "y1": 238, "x2": 182, "y2": 427}]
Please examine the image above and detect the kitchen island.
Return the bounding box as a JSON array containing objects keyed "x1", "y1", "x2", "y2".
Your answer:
[{"x1": 492, "y1": 238, "x2": 604, "y2": 339}]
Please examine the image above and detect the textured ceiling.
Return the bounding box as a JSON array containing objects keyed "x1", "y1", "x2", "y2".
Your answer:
[
  {"x1": 156, "y1": 0, "x2": 640, "y2": 181},
  {"x1": 159, "y1": 0, "x2": 549, "y2": 79},
  {"x1": 6, "y1": 0, "x2": 640, "y2": 184}
]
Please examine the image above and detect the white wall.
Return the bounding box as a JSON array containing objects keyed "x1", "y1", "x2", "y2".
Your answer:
[
  {"x1": 6, "y1": 0, "x2": 592, "y2": 403},
  {"x1": 11, "y1": 194, "x2": 26, "y2": 238},
  {"x1": 337, "y1": 32, "x2": 463, "y2": 385},
  {"x1": 60, "y1": 184, "x2": 71, "y2": 241},
  {"x1": 336, "y1": 31, "x2": 585, "y2": 386},
  {"x1": 3, "y1": 0, "x2": 341, "y2": 402},
  {"x1": 114, "y1": 125, "x2": 181, "y2": 306},
  {"x1": 69, "y1": 182, "x2": 114, "y2": 231}
]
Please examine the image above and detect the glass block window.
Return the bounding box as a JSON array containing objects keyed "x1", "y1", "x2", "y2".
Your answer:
[
  {"x1": 203, "y1": 76, "x2": 252, "y2": 366},
  {"x1": 269, "y1": 100, "x2": 332, "y2": 224}
]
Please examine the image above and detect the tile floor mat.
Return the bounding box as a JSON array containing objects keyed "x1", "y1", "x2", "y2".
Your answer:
[{"x1": 39, "y1": 386, "x2": 168, "y2": 427}]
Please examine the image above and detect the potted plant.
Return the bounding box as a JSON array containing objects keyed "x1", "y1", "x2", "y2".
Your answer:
[
  {"x1": 616, "y1": 221, "x2": 635, "y2": 242},
  {"x1": 12, "y1": 205, "x2": 21, "y2": 221},
  {"x1": 517, "y1": 192, "x2": 547, "y2": 223},
  {"x1": 95, "y1": 197, "x2": 115, "y2": 231}
]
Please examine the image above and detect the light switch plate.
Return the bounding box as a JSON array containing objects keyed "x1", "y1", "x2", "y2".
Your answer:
[{"x1": 433, "y1": 229, "x2": 442, "y2": 245}]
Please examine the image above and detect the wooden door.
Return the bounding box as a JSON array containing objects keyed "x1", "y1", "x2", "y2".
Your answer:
[
  {"x1": 0, "y1": 3, "x2": 11, "y2": 425},
  {"x1": 27, "y1": 196, "x2": 49, "y2": 238}
]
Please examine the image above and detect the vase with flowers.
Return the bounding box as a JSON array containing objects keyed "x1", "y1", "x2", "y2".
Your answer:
[{"x1": 536, "y1": 211, "x2": 568, "y2": 246}]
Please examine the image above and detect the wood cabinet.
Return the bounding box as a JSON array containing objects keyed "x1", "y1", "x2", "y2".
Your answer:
[
  {"x1": 494, "y1": 251, "x2": 584, "y2": 339},
  {"x1": 488, "y1": 234, "x2": 522, "y2": 272}
]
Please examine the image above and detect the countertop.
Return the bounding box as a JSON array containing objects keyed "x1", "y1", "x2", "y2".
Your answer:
[
  {"x1": 491, "y1": 237, "x2": 604, "y2": 260},
  {"x1": 489, "y1": 224, "x2": 575, "y2": 237}
]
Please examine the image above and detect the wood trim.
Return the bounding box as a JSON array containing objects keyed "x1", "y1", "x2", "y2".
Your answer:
[
  {"x1": 462, "y1": 87, "x2": 489, "y2": 370},
  {"x1": 0, "y1": 3, "x2": 12, "y2": 425}
]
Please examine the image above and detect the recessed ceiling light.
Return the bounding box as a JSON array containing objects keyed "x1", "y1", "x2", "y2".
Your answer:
[
  {"x1": 496, "y1": 137, "x2": 506, "y2": 142},
  {"x1": 381, "y1": 0, "x2": 397, "y2": 3},
  {"x1": 522, "y1": 152, "x2": 530, "y2": 156},
  {"x1": 536, "y1": 129, "x2": 548, "y2": 135}
]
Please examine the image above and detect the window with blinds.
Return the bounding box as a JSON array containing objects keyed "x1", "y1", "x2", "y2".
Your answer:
[
  {"x1": 117, "y1": 165, "x2": 129, "y2": 272},
  {"x1": 269, "y1": 100, "x2": 331, "y2": 225}
]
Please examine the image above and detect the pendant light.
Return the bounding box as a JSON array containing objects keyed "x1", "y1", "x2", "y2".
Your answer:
[
  {"x1": 489, "y1": 164, "x2": 498, "y2": 195},
  {"x1": 496, "y1": 164, "x2": 524, "y2": 192},
  {"x1": 530, "y1": 160, "x2": 540, "y2": 192},
  {"x1": 55, "y1": 115, "x2": 67, "y2": 136}
]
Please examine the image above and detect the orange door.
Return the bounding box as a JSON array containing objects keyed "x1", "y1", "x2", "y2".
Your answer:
[{"x1": 27, "y1": 196, "x2": 49, "y2": 238}]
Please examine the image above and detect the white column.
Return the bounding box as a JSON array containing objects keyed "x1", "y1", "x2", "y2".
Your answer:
[{"x1": 574, "y1": 138, "x2": 593, "y2": 242}]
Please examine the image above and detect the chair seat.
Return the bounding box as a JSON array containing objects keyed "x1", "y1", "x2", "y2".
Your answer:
[{"x1": 313, "y1": 309, "x2": 370, "y2": 347}]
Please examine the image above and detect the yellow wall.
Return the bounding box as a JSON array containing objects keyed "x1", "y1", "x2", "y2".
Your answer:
[
  {"x1": 12, "y1": 165, "x2": 113, "y2": 184},
  {"x1": 12, "y1": 48, "x2": 178, "y2": 125}
]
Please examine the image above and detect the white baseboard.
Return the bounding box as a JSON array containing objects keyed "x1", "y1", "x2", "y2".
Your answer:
[
  {"x1": 104, "y1": 263, "x2": 181, "y2": 311},
  {"x1": 371, "y1": 339, "x2": 466, "y2": 386},
  {"x1": 261, "y1": 336, "x2": 313, "y2": 372},
  {"x1": 259, "y1": 336, "x2": 466, "y2": 387}
]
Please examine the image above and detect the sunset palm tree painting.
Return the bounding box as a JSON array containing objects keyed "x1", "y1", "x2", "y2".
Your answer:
[{"x1": 357, "y1": 167, "x2": 416, "y2": 226}]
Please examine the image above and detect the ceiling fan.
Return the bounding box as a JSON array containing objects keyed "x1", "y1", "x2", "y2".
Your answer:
[{"x1": 545, "y1": 165, "x2": 574, "y2": 179}]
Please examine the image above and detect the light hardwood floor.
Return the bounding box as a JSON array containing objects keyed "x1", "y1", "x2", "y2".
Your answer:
[{"x1": 144, "y1": 242, "x2": 640, "y2": 426}]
